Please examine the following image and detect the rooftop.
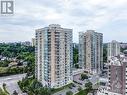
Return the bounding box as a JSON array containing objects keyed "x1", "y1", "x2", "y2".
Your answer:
[{"x1": 108, "y1": 54, "x2": 127, "y2": 66}]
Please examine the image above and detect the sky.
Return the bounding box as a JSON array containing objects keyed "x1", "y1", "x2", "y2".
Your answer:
[{"x1": 0, "y1": 0, "x2": 127, "y2": 43}]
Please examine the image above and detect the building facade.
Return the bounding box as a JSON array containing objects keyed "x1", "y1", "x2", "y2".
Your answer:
[
  {"x1": 21, "y1": 41, "x2": 31, "y2": 46},
  {"x1": 107, "y1": 40, "x2": 120, "y2": 60},
  {"x1": 35, "y1": 24, "x2": 73, "y2": 88},
  {"x1": 79, "y1": 30, "x2": 103, "y2": 74},
  {"x1": 73, "y1": 43, "x2": 79, "y2": 49},
  {"x1": 31, "y1": 38, "x2": 35, "y2": 47},
  {"x1": 120, "y1": 43, "x2": 127, "y2": 48},
  {"x1": 108, "y1": 54, "x2": 127, "y2": 95}
]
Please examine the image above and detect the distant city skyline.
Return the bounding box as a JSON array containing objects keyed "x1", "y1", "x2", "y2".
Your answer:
[{"x1": 0, "y1": 0, "x2": 127, "y2": 43}]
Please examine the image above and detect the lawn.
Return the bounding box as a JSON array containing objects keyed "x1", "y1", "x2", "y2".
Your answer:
[{"x1": 75, "y1": 89, "x2": 89, "y2": 95}]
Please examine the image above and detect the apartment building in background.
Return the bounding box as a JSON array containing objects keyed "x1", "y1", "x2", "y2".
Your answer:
[
  {"x1": 31, "y1": 38, "x2": 35, "y2": 46},
  {"x1": 107, "y1": 40, "x2": 120, "y2": 60},
  {"x1": 120, "y1": 43, "x2": 127, "y2": 48},
  {"x1": 21, "y1": 41, "x2": 31, "y2": 46},
  {"x1": 35, "y1": 24, "x2": 73, "y2": 88},
  {"x1": 108, "y1": 54, "x2": 127, "y2": 95},
  {"x1": 79, "y1": 30, "x2": 103, "y2": 74},
  {"x1": 73, "y1": 43, "x2": 79, "y2": 49}
]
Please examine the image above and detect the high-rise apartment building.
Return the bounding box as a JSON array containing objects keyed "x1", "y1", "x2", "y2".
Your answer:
[
  {"x1": 108, "y1": 54, "x2": 127, "y2": 95},
  {"x1": 35, "y1": 24, "x2": 73, "y2": 88},
  {"x1": 107, "y1": 40, "x2": 120, "y2": 60},
  {"x1": 79, "y1": 30, "x2": 103, "y2": 74}
]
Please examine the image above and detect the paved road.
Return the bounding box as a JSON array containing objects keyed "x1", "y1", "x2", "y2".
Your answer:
[{"x1": 0, "y1": 74, "x2": 26, "y2": 95}]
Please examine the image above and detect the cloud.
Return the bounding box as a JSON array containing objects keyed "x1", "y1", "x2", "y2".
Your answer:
[{"x1": 0, "y1": 0, "x2": 127, "y2": 42}]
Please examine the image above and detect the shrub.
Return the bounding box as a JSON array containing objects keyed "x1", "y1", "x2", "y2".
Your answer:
[
  {"x1": 78, "y1": 86, "x2": 82, "y2": 91},
  {"x1": 66, "y1": 91, "x2": 73, "y2": 95}
]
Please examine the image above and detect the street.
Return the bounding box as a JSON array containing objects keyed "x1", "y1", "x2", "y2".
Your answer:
[{"x1": 0, "y1": 74, "x2": 26, "y2": 94}]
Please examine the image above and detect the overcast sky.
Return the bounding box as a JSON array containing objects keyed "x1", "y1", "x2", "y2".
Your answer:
[{"x1": 0, "y1": 0, "x2": 127, "y2": 43}]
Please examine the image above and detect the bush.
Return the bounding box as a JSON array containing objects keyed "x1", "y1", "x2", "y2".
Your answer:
[
  {"x1": 66, "y1": 91, "x2": 73, "y2": 95},
  {"x1": 3, "y1": 83, "x2": 6, "y2": 87},
  {"x1": 72, "y1": 83, "x2": 76, "y2": 87},
  {"x1": 78, "y1": 86, "x2": 82, "y2": 91},
  {"x1": 13, "y1": 90, "x2": 18, "y2": 95},
  {"x1": 75, "y1": 64, "x2": 79, "y2": 68}
]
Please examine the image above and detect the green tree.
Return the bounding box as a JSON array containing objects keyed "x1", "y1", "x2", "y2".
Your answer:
[
  {"x1": 73, "y1": 48, "x2": 78, "y2": 64},
  {"x1": 18, "y1": 77, "x2": 51, "y2": 95},
  {"x1": 103, "y1": 43, "x2": 107, "y2": 62},
  {"x1": 85, "y1": 82, "x2": 92, "y2": 90},
  {"x1": 1, "y1": 50, "x2": 11, "y2": 57},
  {"x1": 0, "y1": 60, "x2": 10, "y2": 67},
  {"x1": 81, "y1": 74, "x2": 88, "y2": 80}
]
